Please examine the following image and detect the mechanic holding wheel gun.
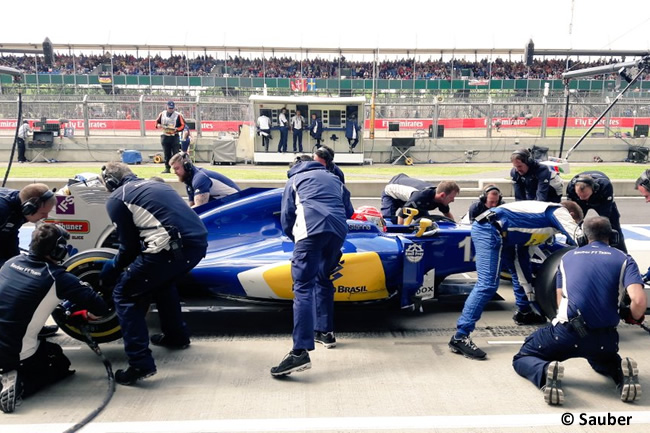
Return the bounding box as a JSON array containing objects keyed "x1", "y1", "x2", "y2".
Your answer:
[
  {"x1": 0, "y1": 224, "x2": 109, "y2": 413},
  {"x1": 513, "y1": 216, "x2": 645, "y2": 406},
  {"x1": 99, "y1": 162, "x2": 207, "y2": 386},
  {"x1": 449, "y1": 200, "x2": 584, "y2": 361},
  {"x1": 271, "y1": 155, "x2": 354, "y2": 377}
]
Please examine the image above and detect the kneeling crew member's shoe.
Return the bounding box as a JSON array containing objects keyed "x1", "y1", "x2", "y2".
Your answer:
[
  {"x1": 115, "y1": 367, "x2": 157, "y2": 386},
  {"x1": 542, "y1": 361, "x2": 564, "y2": 405},
  {"x1": 448, "y1": 335, "x2": 487, "y2": 360},
  {"x1": 513, "y1": 310, "x2": 547, "y2": 325},
  {"x1": 314, "y1": 331, "x2": 337, "y2": 349},
  {"x1": 270, "y1": 350, "x2": 311, "y2": 377},
  {"x1": 38, "y1": 325, "x2": 59, "y2": 338},
  {"x1": 150, "y1": 333, "x2": 190, "y2": 349},
  {"x1": 0, "y1": 370, "x2": 22, "y2": 413},
  {"x1": 620, "y1": 357, "x2": 642, "y2": 402}
]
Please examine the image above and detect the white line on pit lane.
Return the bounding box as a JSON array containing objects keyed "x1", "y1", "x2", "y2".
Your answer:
[{"x1": 4, "y1": 412, "x2": 650, "y2": 432}]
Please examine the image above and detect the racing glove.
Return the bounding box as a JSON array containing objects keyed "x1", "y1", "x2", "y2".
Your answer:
[
  {"x1": 619, "y1": 306, "x2": 645, "y2": 325},
  {"x1": 99, "y1": 258, "x2": 121, "y2": 287}
]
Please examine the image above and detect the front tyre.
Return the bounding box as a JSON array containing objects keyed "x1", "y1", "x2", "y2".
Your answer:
[
  {"x1": 533, "y1": 247, "x2": 575, "y2": 319},
  {"x1": 52, "y1": 248, "x2": 122, "y2": 343}
]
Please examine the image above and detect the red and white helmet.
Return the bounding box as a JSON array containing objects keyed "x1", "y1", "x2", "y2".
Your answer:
[{"x1": 351, "y1": 206, "x2": 387, "y2": 232}]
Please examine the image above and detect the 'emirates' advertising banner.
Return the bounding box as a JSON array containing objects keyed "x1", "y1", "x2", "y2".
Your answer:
[{"x1": 0, "y1": 118, "x2": 648, "y2": 131}]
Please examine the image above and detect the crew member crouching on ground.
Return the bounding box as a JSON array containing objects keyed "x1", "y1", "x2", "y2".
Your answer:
[{"x1": 0, "y1": 224, "x2": 109, "y2": 413}]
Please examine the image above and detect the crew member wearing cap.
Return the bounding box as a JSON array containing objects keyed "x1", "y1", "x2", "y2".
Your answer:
[
  {"x1": 0, "y1": 224, "x2": 109, "y2": 413},
  {"x1": 313, "y1": 145, "x2": 345, "y2": 183},
  {"x1": 566, "y1": 171, "x2": 626, "y2": 253},
  {"x1": 380, "y1": 173, "x2": 459, "y2": 224},
  {"x1": 155, "y1": 101, "x2": 186, "y2": 174}
]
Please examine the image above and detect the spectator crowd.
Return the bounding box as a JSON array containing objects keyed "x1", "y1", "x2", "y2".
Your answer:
[{"x1": 1, "y1": 52, "x2": 647, "y2": 81}]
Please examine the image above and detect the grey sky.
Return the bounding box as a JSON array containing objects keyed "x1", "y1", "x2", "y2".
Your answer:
[{"x1": 3, "y1": 0, "x2": 649, "y2": 58}]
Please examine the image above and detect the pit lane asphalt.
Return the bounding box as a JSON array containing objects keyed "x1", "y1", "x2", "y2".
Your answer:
[{"x1": 3, "y1": 168, "x2": 650, "y2": 432}]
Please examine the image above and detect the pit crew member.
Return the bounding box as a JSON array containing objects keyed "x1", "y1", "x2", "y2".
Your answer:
[
  {"x1": 314, "y1": 145, "x2": 345, "y2": 184},
  {"x1": 467, "y1": 185, "x2": 503, "y2": 222},
  {"x1": 449, "y1": 200, "x2": 583, "y2": 360},
  {"x1": 169, "y1": 153, "x2": 241, "y2": 207},
  {"x1": 510, "y1": 149, "x2": 563, "y2": 203},
  {"x1": 635, "y1": 169, "x2": 650, "y2": 282},
  {"x1": 155, "y1": 100, "x2": 185, "y2": 173},
  {"x1": 0, "y1": 224, "x2": 109, "y2": 413},
  {"x1": 380, "y1": 173, "x2": 459, "y2": 224},
  {"x1": 513, "y1": 216, "x2": 645, "y2": 405},
  {"x1": 100, "y1": 162, "x2": 207, "y2": 385},
  {"x1": 566, "y1": 171, "x2": 627, "y2": 253},
  {"x1": 271, "y1": 156, "x2": 354, "y2": 377}
]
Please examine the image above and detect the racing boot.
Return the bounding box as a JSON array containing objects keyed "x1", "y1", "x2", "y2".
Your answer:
[
  {"x1": 314, "y1": 331, "x2": 337, "y2": 349},
  {"x1": 448, "y1": 335, "x2": 487, "y2": 360},
  {"x1": 542, "y1": 361, "x2": 564, "y2": 405},
  {"x1": 513, "y1": 310, "x2": 547, "y2": 326},
  {"x1": 150, "y1": 333, "x2": 190, "y2": 350},
  {"x1": 0, "y1": 370, "x2": 22, "y2": 413},
  {"x1": 619, "y1": 357, "x2": 642, "y2": 402},
  {"x1": 114, "y1": 366, "x2": 157, "y2": 386},
  {"x1": 270, "y1": 350, "x2": 311, "y2": 377}
]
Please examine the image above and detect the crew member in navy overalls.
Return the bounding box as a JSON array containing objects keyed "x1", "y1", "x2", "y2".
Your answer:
[
  {"x1": 380, "y1": 173, "x2": 458, "y2": 224},
  {"x1": 345, "y1": 115, "x2": 361, "y2": 152},
  {"x1": 466, "y1": 185, "x2": 503, "y2": 222},
  {"x1": 309, "y1": 113, "x2": 323, "y2": 149},
  {"x1": 0, "y1": 224, "x2": 109, "y2": 413},
  {"x1": 99, "y1": 162, "x2": 207, "y2": 385},
  {"x1": 510, "y1": 149, "x2": 563, "y2": 203},
  {"x1": 278, "y1": 108, "x2": 289, "y2": 153},
  {"x1": 169, "y1": 153, "x2": 240, "y2": 207},
  {"x1": 566, "y1": 170, "x2": 627, "y2": 253},
  {"x1": 449, "y1": 201, "x2": 584, "y2": 361},
  {"x1": 314, "y1": 146, "x2": 345, "y2": 184},
  {"x1": 271, "y1": 156, "x2": 354, "y2": 376},
  {"x1": 512, "y1": 217, "x2": 646, "y2": 405}
]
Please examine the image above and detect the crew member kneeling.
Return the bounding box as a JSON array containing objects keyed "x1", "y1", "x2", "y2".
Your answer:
[
  {"x1": 0, "y1": 224, "x2": 109, "y2": 413},
  {"x1": 512, "y1": 217, "x2": 646, "y2": 405}
]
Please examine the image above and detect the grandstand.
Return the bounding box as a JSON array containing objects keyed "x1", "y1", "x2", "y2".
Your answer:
[{"x1": 1, "y1": 41, "x2": 649, "y2": 165}]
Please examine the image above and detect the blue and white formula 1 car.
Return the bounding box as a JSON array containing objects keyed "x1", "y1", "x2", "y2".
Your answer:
[{"x1": 45, "y1": 182, "x2": 566, "y2": 343}]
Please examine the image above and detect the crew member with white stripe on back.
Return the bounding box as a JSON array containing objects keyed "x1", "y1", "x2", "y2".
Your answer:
[{"x1": 449, "y1": 200, "x2": 584, "y2": 361}]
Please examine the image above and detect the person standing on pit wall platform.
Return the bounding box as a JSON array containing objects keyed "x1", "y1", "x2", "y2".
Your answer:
[
  {"x1": 566, "y1": 171, "x2": 627, "y2": 253},
  {"x1": 449, "y1": 200, "x2": 584, "y2": 361},
  {"x1": 155, "y1": 100, "x2": 185, "y2": 174},
  {"x1": 271, "y1": 155, "x2": 354, "y2": 377},
  {"x1": 257, "y1": 111, "x2": 272, "y2": 152},
  {"x1": 278, "y1": 108, "x2": 289, "y2": 153},
  {"x1": 512, "y1": 216, "x2": 645, "y2": 406},
  {"x1": 309, "y1": 113, "x2": 323, "y2": 149},
  {"x1": 510, "y1": 149, "x2": 563, "y2": 203},
  {"x1": 346, "y1": 114, "x2": 361, "y2": 153},
  {"x1": 290, "y1": 109, "x2": 306, "y2": 153}
]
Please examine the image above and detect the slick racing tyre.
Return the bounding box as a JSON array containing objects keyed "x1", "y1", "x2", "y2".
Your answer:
[
  {"x1": 51, "y1": 248, "x2": 122, "y2": 343},
  {"x1": 533, "y1": 246, "x2": 575, "y2": 319}
]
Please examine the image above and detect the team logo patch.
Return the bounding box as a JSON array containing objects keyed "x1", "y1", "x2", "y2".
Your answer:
[{"x1": 405, "y1": 243, "x2": 424, "y2": 263}]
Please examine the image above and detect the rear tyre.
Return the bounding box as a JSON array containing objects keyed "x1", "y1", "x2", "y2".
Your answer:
[
  {"x1": 51, "y1": 248, "x2": 122, "y2": 343},
  {"x1": 533, "y1": 247, "x2": 575, "y2": 319}
]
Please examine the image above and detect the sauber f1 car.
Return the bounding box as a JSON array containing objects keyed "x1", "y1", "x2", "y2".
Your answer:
[{"x1": 43, "y1": 181, "x2": 566, "y2": 343}]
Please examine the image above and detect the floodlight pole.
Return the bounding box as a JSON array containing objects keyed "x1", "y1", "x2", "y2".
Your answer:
[{"x1": 558, "y1": 80, "x2": 571, "y2": 158}]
